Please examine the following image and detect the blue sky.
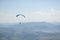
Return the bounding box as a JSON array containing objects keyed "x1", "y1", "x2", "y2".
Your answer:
[{"x1": 0, "y1": 0, "x2": 60, "y2": 23}]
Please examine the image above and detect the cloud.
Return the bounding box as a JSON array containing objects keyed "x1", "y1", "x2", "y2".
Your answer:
[
  {"x1": 0, "y1": 13, "x2": 17, "y2": 23},
  {"x1": 0, "y1": 8, "x2": 60, "y2": 23},
  {"x1": 26, "y1": 8, "x2": 60, "y2": 22}
]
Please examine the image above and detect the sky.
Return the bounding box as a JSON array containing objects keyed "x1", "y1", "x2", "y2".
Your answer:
[{"x1": 0, "y1": 0, "x2": 60, "y2": 23}]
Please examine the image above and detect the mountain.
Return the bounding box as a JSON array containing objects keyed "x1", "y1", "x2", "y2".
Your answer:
[
  {"x1": 12, "y1": 22, "x2": 60, "y2": 33},
  {"x1": 0, "y1": 22, "x2": 60, "y2": 40}
]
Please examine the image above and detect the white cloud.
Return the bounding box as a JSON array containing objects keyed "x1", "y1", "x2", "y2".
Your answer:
[
  {"x1": 25, "y1": 8, "x2": 60, "y2": 22},
  {"x1": 0, "y1": 13, "x2": 17, "y2": 23},
  {"x1": 0, "y1": 8, "x2": 60, "y2": 23}
]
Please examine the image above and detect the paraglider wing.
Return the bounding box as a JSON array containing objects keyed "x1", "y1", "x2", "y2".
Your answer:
[
  {"x1": 16, "y1": 14, "x2": 20, "y2": 17},
  {"x1": 16, "y1": 14, "x2": 25, "y2": 18}
]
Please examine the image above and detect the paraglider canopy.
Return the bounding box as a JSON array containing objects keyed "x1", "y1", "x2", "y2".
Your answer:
[
  {"x1": 16, "y1": 14, "x2": 25, "y2": 18},
  {"x1": 16, "y1": 14, "x2": 25, "y2": 24}
]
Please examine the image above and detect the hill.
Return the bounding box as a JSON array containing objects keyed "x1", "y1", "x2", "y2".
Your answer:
[{"x1": 0, "y1": 22, "x2": 60, "y2": 40}]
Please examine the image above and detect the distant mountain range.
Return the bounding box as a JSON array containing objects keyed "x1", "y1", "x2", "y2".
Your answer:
[
  {"x1": 0, "y1": 22, "x2": 60, "y2": 33},
  {"x1": 9, "y1": 22, "x2": 60, "y2": 33},
  {"x1": 0, "y1": 22, "x2": 60, "y2": 40}
]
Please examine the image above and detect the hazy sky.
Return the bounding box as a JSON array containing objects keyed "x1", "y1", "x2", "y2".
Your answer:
[{"x1": 0, "y1": 0, "x2": 60, "y2": 23}]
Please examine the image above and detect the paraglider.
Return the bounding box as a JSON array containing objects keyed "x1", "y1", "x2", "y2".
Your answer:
[
  {"x1": 16, "y1": 14, "x2": 25, "y2": 24},
  {"x1": 16, "y1": 14, "x2": 25, "y2": 18}
]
